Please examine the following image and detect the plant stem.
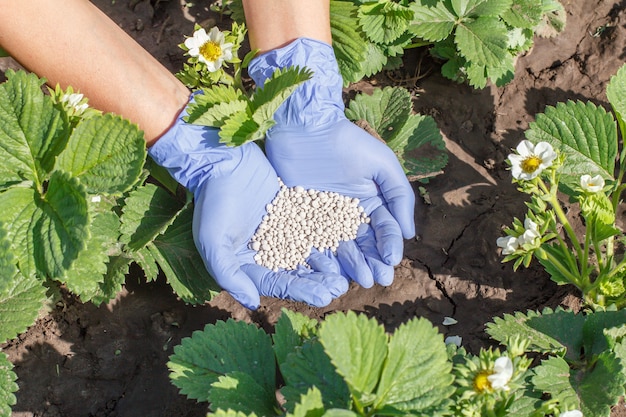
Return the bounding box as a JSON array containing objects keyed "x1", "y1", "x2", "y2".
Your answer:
[
  {"x1": 404, "y1": 40, "x2": 433, "y2": 49},
  {"x1": 611, "y1": 183, "x2": 626, "y2": 212},
  {"x1": 539, "y1": 178, "x2": 584, "y2": 267},
  {"x1": 544, "y1": 250, "x2": 583, "y2": 288}
]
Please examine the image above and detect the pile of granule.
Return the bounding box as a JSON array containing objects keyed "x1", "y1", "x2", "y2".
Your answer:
[{"x1": 249, "y1": 179, "x2": 370, "y2": 271}]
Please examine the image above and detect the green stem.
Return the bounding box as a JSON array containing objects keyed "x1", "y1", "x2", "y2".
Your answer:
[
  {"x1": 404, "y1": 40, "x2": 433, "y2": 49},
  {"x1": 543, "y1": 250, "x2": 584, "y2": 288},
  {"x1": 539, "y1": 178, "x2": 584, "y2": 265},
  {"x1": 552, "y1": 228, "x2": 580, "y2": 273},
  {"x1": 592, "y1": 238, "x2": 605, "y2": 271},
  {"x1": 605, "y1": 255, "x2": 626, "y2": 280},
  {"x1": 610, "y1": 183, "x2": 626, "y2": 212}
]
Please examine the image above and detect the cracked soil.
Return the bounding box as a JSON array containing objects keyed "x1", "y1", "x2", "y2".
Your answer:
[{"x1": 2, "y1": 0, "x2": 626, "y2": 416}]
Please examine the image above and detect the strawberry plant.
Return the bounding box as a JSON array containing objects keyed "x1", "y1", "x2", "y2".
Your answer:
[
  {"x1": 176, "y1": 23, "x2": 448, "y2": 177},
  {"x1": 0, "y1": 68, "x2": 224, "y2": 416},
  {"x1": 497, "y1": 63, "x2": 626, "y2": 309},
  {"x1": 223, "y1": 0, "x2": 566, "y2": 88},
  {"x1": 168, "y1": 307, "x2": 620, "y2": 416},
  {"x1": 176, "y1": 23, "x2": 315, "y2": 147},
  {"x1": 409, "y1": 0, "x2": 566, "y2": 88},
  {"x1": 487, "y1": 307, "x2": 626, "y2": 417}
]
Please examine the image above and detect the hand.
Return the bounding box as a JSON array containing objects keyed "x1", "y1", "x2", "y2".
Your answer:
[
  {"x1": 265, "y1": 119, "x2": 416, "y2": 288},
  {"x1": 148, "y1": 99, "x2": 349, "y2": 309},
  {"x1": 249, "y1": 38, "x2": 416, "y2": 288}
]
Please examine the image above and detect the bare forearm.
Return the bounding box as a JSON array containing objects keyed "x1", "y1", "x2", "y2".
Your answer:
[
  {"x1": 0, "y1": 0, "x2": 189, "y2": 145},
  {"x1": 242, "y1": 0, "x2": 331, "y2": 54}
]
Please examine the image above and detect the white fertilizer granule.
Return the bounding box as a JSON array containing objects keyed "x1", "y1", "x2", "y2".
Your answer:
[{"x1": 249, "y1": 179, "x2": 370, "y2": 271}]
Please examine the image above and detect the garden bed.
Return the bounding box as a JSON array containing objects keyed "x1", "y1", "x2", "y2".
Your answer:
[{"x1": 2, "y1": 0, "x2": 626, "y2": 416}]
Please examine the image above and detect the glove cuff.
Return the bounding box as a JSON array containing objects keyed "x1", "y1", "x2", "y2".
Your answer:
[
  {"x1": 248, "y1": 38, "x2": 345, "y2": 128},
  {"x1": 147, "y1": 93, "x2": 242, "y2": 193}
]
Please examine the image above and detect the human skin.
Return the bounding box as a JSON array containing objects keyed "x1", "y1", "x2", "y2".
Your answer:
[
  {"x1": 0, "y1": 0, "x2": 190, "y2": 146},
  {"x1": 242, "y1": 0, "x2": 332, "y2": 52}
]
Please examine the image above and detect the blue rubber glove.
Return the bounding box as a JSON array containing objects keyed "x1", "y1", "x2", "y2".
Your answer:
[
  {"x1": 148, "y1": 96, "x2": 349, "y2": 309},
  {"x1": 249, "y1": 38, "x2": 416, "y2": 288}
]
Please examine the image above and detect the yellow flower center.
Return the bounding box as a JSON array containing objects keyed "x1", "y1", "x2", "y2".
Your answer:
[
  {"x1": 521, "y1": 155, "x2": 542, "y2": 174},
  {"x1": 473, "y1": 371, "x2": 493, "y2": 392},
  {"x1": 200, "y1": 41, "x2": 222, "y2": 62}
]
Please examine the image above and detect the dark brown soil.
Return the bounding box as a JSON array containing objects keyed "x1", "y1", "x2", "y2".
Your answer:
[{"x1": 2, "y1": 0, "x2": 626, "y2": 416}]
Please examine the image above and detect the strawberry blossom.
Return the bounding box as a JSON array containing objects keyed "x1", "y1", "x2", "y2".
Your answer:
[
  {"x1": 508, "y1": 140, "x2": 557, "y2": 180},
  {"x1": 184, "y1": 27, "x2": 233, "y2": 72}
]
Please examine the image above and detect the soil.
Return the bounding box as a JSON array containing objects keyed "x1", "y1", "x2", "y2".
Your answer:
[{"x1": 2, "y1": 1, "x2": 626, "y2": 416}]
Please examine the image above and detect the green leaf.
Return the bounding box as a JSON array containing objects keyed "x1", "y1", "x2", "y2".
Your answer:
[
  {"x1": 388, "y1": 114, "x2": 447, "y2": 178},
  {"x1": 358, "y1": 1, "x2": 413, "y2": 44},
  {"x1": 187, "y1": 85, "x2": 247, "y2": 120},
  {"x1": 287, "y1": 387, "x2": 325, "y2": 417},
  {"x1": 0, "y1": 223, "x2": 46, "y2": 343},
  {"x1": 0, "y1": 171, "x2": 89, "y2": 279},
  {"x1": 606, "y1": 64, "x2": 626, "y2": 169},
  {"x1": 486, "y1": 308, "x2": 584, "y2": 359},
  {"x1": 280, "y1": 339, "x2": 351, "y2": 411},
  {"x1": 535, "y1": 0, "x2": 566, "y2": 38},
  {"x1": 375, "y1": 317, "x2": 454, "y2": 413},
  {"x1": 120, "y1": 183, "x2": 185, "y2": 251},
  {"x1": 582, "y1": 310, "x2": 626, "y2": 358},
  {"x1": 525, "y1": 100, "x2": 618, "y2": 190},
  {"x1": 56, "y1": 114, "x2": 145, "y2": 195},
  {"x1": 358, "y1": 42, "x2": 389, "y2": 79},
  {"x1": 409, "y1": 1, "x2": 456, "y2": 42},
  {"x1": 168, "y1": 319, "x2": 275, "y2": 402},
  {"x1": 537, "y1": 243, "x2": 576, "y2": 286},
  {"x1": 219, "y1": 111, "x2": 263, "y2": 147},
  {"x1": 318, "y1": 311, "x2": 387, "y2": 405},
  {"x1": 0, "y1": 351, "x2": 18, "y2": 417},
  {"x1": 89, "y1": 254, "x2": 130, "y2": 306},
  {"x1": 501, "y1": 0, "x2": 544, "y2": 29},
  {"x1": 250, "y1": 66, "x2": 313, "y2": 125},
  {"x1": 273, "y1": 308, "x2": 319, "y2": 366},
  {"x1": 0, "y1": 47, "x2": 9, "y2": 58},
  {"x1": 606, "y1": 64, "x2": 626, "y2": 121},
  {"x1": 454, "y1": 0, "x2": 513, "y2": 17},
  {"x1": 346, "y1": 86, "x2": 410, "y2": 134},
  {"x1": 0, "y1": 70, "x2": 70, "y2": 188},
  {"x1": 63, "y1": 208, "x2": 120, "y2": 301},
  {"x1": 130, "y1": 246, "x2": 159, "y2": 282},
  {"x1": 531, "y1": 357, "x2": 579, "y2": 409},
  {"x1": 209, "y1": 372, "x2": 278, "y2": 416},
  {"x1": 210, "y1": 410, "x2": 256, "y2": 417},
  {"x1": 345, "y1": 87, "x2": 447, "y2": 178},
  {"x1": 580, "y1": 193, "x2": 620, "y2": 242},
  {"x1": 568, "y1": 351, "x2": 624, "y2": 417},
  {"x1": 190, "y1": 100, "x2": 249, "y2": 128},
  {"x1": 454, "y1": 17, "x2": 509, "y2": 68},
  {"x1": 330, "y1": 0, "x2": 368, "y2": 85},
  {"x1": 148, "y1": 204, "x2": 220, "y2": 304}
]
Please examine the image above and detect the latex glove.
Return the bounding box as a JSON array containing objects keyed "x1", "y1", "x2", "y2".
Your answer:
[
  {"x1": 249, "y1": 38, "x2": 416, "y2": 288},
  {"x1": 148, "y1": 97, "x2": 349, "y2": 309}
]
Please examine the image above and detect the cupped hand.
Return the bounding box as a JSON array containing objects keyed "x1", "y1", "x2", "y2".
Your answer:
[
  {"x1": 265, "y1": 118, "x2": 416, "y2": 288},
  {"x1": 148, "y1": 104, "x2": 349, "y2": 310},
  {"x1": 248, "y1": 38, "x2": 416, "y2": 289}
]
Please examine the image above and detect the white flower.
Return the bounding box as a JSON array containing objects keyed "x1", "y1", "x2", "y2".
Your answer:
[
  {"x1": 445, "y1": 335, "x2": 462, "y2": 347},
  {"x1": 442, "y1": 317, "x2": 458, "y2": 326},
  {"x1": 560, "y1": 411, "x2": 583, "y2": 417},
  {"x1": 487, "y1": 356, "x2": 513, "y2": 390},
  {"x1": 496, "y1": 235, "x2": 519, "y2": 255},
  {"x1": 508, "y1": 140, "x2": 557, "y2": 180},
  {"x1": 517, "y1": 218, "x2": 540, "y2": 246},
  {"x1": 580, "y1": 174, "x2": 605, "y2": 193},
  {"x1": 61, "y1": 92, "x2": 88, "y2": 114},
  {"x1": 184, "y1": 27, "x2": 233, "y2": 72},
  {"x1": 91, "y1": 195, "x2": 101, "y2": 203}
]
